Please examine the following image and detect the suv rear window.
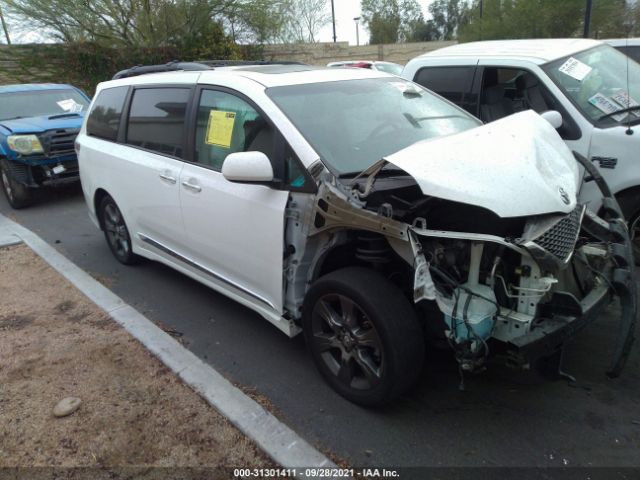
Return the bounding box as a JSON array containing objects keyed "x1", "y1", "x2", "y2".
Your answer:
[
  {"x1": 86, "y1": 86, "x2": 128, "y2": 141},
  {"x1": 126, "y1": 88, "x2": 190, "y2": 158}
]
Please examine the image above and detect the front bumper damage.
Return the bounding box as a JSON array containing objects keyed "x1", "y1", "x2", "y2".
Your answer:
[
  {"x1": 504, "y1": 154, "x2": 636, "y2": 377},
  {"x1": 4, "y1": 155, "x2": 80, "y2": 188},
  {"x1": 309, "y1": 161, "x2": 636, "y2": 379}
]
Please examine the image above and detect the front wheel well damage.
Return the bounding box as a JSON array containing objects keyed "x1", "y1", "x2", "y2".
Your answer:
[{"x1": 313, "y1": 230, "x2": 415, "y2": 299}]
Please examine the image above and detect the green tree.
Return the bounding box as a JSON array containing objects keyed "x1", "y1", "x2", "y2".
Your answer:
[
  {"x1": 281, "y1": 0, "x2": 332, "y2": 43},
  {"x1": 361, "y1": 0, "x2": 425, "y2": 44},
  {"x1": 0, "y1": 2, "x2": 11, "y2": 44},
  {"x1": 458, "y1": 0, "x2": 632, "y2": 42},
  {"x1": 428, "y1": 0, "x2": 467, "y2": 40},
  {"x1": 4, "y1": 0, "x2": 239, "y2": 47},
  {"x1": 226, "y1": 0, "x2": 291, "y2": 43}
]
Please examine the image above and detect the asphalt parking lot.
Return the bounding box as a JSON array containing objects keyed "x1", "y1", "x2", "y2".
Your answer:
[{"x1": 2, "y1": 185, "x2": 639, "y2": 470}]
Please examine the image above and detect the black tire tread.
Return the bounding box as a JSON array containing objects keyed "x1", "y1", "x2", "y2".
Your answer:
[
  {"x1": 303, "y1": 266, "x2": 425, "y2": 407},
  {"x1": 99, "y1": 195, "x2": 139, "y2": 265},
  {"x1": 0, "y1": 159, "x2": 33, "y2": 209}
]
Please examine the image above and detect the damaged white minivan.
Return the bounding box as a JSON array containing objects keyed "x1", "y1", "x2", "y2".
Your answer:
[{"x1": 77, "y1": 62, "x2": 636, "y2": 406}]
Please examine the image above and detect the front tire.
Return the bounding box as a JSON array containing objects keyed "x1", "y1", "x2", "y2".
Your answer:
[
  {"x1": 0, "y1": 160, "x2": 33, "y2": 209},
  {"x1": 617, "y1": 191, "x2": 640, "y2": 265},
  {"x1": 302, "y1": 267, "x2": 425, "y2": 407},
  {"x1": 629, "y1": 210, "x2": 640, "y2": 265},
  {"x1": 99, "y1": 195, "x2": 139, "y2": 265}
]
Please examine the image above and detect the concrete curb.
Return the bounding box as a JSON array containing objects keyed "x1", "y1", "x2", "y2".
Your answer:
[{"x1": 0, "y1": 213, "x2": 335, "y2": 472}]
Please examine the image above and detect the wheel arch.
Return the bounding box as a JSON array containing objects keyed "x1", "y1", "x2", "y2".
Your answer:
[
  {"x1": 93, "y1": 188, "x2": 111, "y2": 230},
  {"x1": 309, "y1": 229, "x2": 411, "y2": 283},
  {"x1": 312, "y1": 241, "x2": 358, "y2": 281}
]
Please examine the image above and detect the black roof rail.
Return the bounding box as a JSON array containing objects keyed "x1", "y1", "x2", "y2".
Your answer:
[
  {"x1": 198, "y1": 60, "x2": 308, "y2": 67},
  {"x1": 111, "y1": 60, "x2": 310, "y2": 80},
  {"x1": 112, "y1": 61, "x2": 213, "y2": 80}
]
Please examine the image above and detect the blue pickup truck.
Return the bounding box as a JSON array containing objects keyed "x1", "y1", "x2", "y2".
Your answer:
[{"x1": 0, "y1": 84, "x2": 90, "y2": 208}]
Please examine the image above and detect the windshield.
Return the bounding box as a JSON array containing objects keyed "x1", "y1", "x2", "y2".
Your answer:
[
  {"x1": 267, "y1": 77, "x2": 481, "y2": 175},
  {"x1": 0, "y1": 89, "x2": 89, "y2": 121},
  {"x1": 543, "y1": 45, "x2": 640, "y2": 127},
  {"x1": 375, "y1": 63, "x2": 403, "y2": 76}
]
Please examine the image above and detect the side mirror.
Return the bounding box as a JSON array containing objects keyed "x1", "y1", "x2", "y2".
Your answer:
[
  {"x1": 540, "y1": 110, "x2": 563, "y2": 130},
  {"x1": 222, "y1": 151, "x2": 274, "y2": 183}
]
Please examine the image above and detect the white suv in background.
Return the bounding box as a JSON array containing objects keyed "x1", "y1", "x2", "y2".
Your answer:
[
  {"x1": 77, "y1": 62, "x2": 636, "y2": 406},
  {"x1": 403, "y1": 39, "x2": 640, "y2": 260}
]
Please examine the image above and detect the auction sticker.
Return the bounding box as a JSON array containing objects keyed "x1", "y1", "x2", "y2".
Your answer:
[
  {"x1": 610, "y1": 90, "x2": 640, "y2": 117},
  {"x1": 56, "y1": 99, "x2": 83, "y2": 113},
  {"x1": 558, "y1": 57, "x2": 592, "y2": 81},
  {"x1": 205, "y1": 110, "x2": 236, "y2": 148},
  {"x1": 588, "y1": 93, "x2": 626, "y2": 121}
]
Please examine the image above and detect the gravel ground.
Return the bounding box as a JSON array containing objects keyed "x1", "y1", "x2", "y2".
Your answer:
[{"x1": 0, "y1": 243, "x2": 272, "y2": 477}]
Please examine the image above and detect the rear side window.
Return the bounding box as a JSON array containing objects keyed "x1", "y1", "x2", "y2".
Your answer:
[
  {"x1": 86, "y1": 86, "x2": 128, "y2": 141},
  {"x1": 413, "y1": 66, "x2": 477, "y2": 113},
  {"x1": 126, "y1": 88, "x2": 190, "y2": 158}
]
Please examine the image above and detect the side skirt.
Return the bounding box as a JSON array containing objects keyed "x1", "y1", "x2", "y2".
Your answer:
[{"x1": 137, "y1": 233, "x2": 301, "y2": 337}]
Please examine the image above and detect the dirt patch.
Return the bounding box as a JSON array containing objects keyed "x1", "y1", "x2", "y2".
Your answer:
[
  {"x1": 0, "y1": 313, "x2": 34, "y2": 330},
  {"x1": 0, "y1": 244, "x2": 272, "y2": 472},
  {"x1": 54, "y1": 300, "x2": 76, "y2": 314}
]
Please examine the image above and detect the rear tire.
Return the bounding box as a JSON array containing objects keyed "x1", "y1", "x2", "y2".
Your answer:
[
  {"x1": 302, "y1": 267, "x2": 425, "y2": 407},
  {"x1": 0, "y1": 160, "x2": 33, "y2": 209},
  {"x1": 99, "y1": 195, "x2": 139, "y2": 265}
]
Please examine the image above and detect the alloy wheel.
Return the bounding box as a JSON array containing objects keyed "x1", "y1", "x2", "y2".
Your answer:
[
  {"x1": 310, "y1": 293, "x2": 384, "y2": 391},
  {"x1": 103, "y1": 202, "x2": 130, "y2": 259}
]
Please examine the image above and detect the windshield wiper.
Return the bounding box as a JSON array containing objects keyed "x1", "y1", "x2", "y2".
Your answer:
[
  {"x1": 48, "y1": 113, "x2": 81, "y2": 120},
  {"x1": 0, "y1": 116, "x2": 24, "y2": 121},
  {"x1": 598, "y1": 105, "x2": 640, "y2": 120}
]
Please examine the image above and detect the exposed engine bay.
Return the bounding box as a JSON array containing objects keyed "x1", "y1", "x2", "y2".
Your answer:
[{"x1": 283, "y1": 152, "x2": 636, "y2": 380}]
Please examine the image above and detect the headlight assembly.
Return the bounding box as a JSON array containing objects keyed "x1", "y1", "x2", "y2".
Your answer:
[{"x1": 7, "y1": 135, "x2": 44, "y2": 155}]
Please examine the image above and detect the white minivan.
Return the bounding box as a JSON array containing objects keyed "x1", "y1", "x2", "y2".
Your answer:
[
  {"x1": 77, "y1": 62, "x2": 636, "y2": 406},
  {"x1": 403, "y1": 39, "x2": 640, "y2": 261}
]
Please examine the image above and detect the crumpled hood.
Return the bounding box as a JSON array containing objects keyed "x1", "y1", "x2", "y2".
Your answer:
[
  {"x1": 0, "y1": 114, "x2": 84, "y2": 134},
  {"x1": 384, "y1": 110, "x2": 580, "y2": 218}
]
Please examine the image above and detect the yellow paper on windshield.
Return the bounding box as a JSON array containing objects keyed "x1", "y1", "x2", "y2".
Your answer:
[{"x1": 205, "y1": 110, "x2": 236, "y2": 148}]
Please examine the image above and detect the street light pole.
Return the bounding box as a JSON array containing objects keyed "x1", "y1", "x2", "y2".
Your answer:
[
  {"x1": 478, "y1": 0, "x2": 483, "y2": 41},
  {"x1": 583, "y1": 0, "x2": 593, "y2": 38},
  {"x1": 0, "y1": 4, "x2": 11, "y2": 45},
  {"x1": 331, "y1": 0, "x2": 337, "y2": 43},
  {"x1": 354, "y1": 17, "x2": 360, "y2": 46}
]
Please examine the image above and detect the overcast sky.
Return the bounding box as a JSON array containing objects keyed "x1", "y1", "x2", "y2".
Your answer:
[{"x1": 318, "y1": 0, "x2": 435, "y2": 45}]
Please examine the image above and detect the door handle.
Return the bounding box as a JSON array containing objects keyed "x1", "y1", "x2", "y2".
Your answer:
[
  {"x1": 182, "y1": 180, "x2": 202, "y2": 193},
  {"x1": 159, "y1": 173, "x2": 177, "y2": 184}
]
